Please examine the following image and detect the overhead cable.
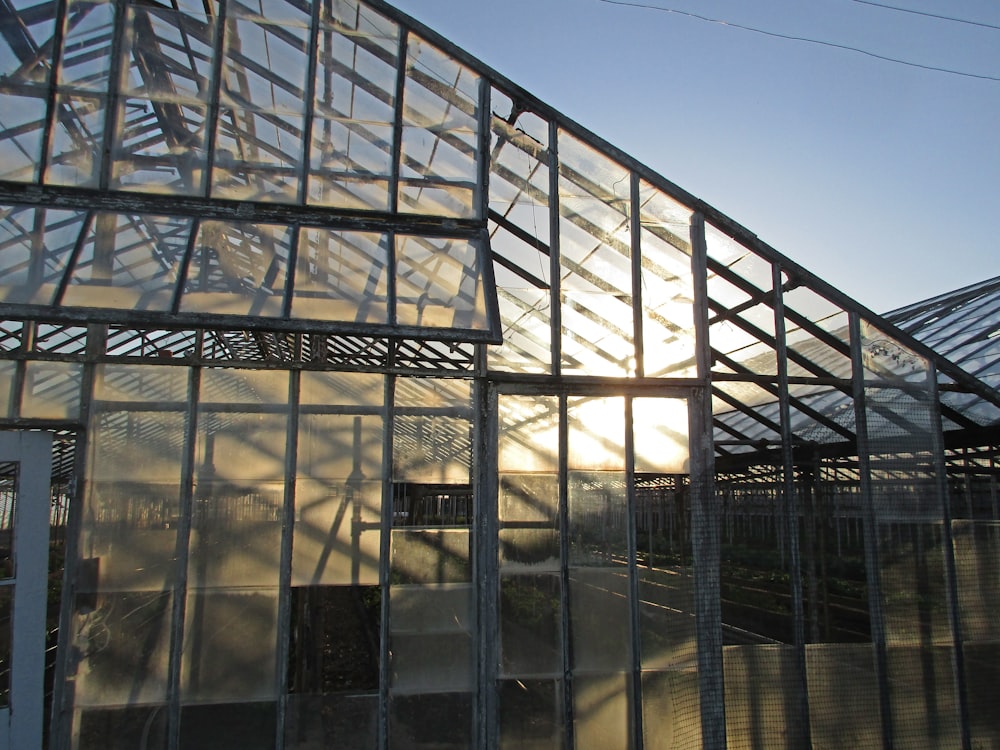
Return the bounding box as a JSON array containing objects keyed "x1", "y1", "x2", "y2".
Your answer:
[
  {"x1": 596, "y1": 0, "x2": 1000, "y2": 82},
  {"x1": 849, "y1": 0, "x2": 1000, "y2": 32}
]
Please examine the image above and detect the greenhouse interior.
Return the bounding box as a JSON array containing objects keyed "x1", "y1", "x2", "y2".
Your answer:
[{"x1": 1, "y1": 0, "x2": 999, "y2": 747}]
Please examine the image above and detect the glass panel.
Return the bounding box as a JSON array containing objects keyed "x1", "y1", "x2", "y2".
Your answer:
[
  {"x1": 72, "y1": 591, "x2": 173, "y2": 706},
  {"x1": 0, "y1": 361, "x2": 14, "y2": 419},
  {"x1": 567, "y1": 396, "x2": 630, "y2": 680},
  {"x1": 291, "y1": 230, "x2": 389, "y2": 324},
  {"x1": 637, "y1": 181, "x2": 695, "y2": 378},
  {"x1": 285, "y1": 694, "x2": 377, "y2": 749},
  {"x1": 112, "y1": 100, "x2": 209, "y2": 195},
  {"x1": 293, "y1": 370, "x2": 383, "y2": 587},
  {"x1": 498, "y1": 678, "x2": 564, "y2": 750},
  {"x1": 211, "y1": 109, "x2": 304, "y2": 202},
  {"x1": 77, "y1": 706, "x2": 168, "y2": 750},
  {"x1": 62, "y1": 213, "x2": 191, "y2": 311},
  {"x1": 178, "y1": 702, "x2": 277, "y2": 750},
  {"x1": 641, "y1": 670, "x2": 700, "y2": 750},
  {"x1": 573, "y1": 672, "x2": 632, "y2": 750},
  {"x1": 0, "y1": 91, "x2": 48, "y2": 182},
  {"x1": 307, "y1": 0, "x2": 399, "y2": 211},
  {"x1": 84, "y1": 364, "x2": 188, "y2": 592},
  {"x1": 488, "y1": 222, "x2": 552, "y2": 375},
  {"x1": 57, "y1": 0, "x2": 115, "y2": 91},
  {"x1": 21, "y1": 360, "x2": 82, "y2": 419},
  {"x1": 558, "y1": 132, "x2": 634, "y2": 377},
  {"x1": 190, "y1": 368, "x2": 288, "y2": 589},
  {"x1": 389, "y1": 692, "x2": 472, "y2": 750},
  {"x1": 180, "y1": 220, "x2": 291, "y2": 318},
  {"x1": 0, "y1": 0, "x2": 57, "y2": 84},
  {"x1": 395, "y1": 235, "x2": 490, "y2": 331},
  {"x1": 46, "y1": 93, "x2": 106, "y2": 187},
  {"x1": 392, "y1": 377, "x2": 471, "y2": 485},
  {"x1": 180, "y1": 590, "x2": 279, "y2": 702},
  {"x1": 389, "y1": 583, "x2": 472, "y2": 692},
  {"x1": 953, "y1": 520, "x2": 1000, "y2": 749},
  {"x1": 0, "y1": 206, "x2": 86, "y2": 305},
  {"x1": 399, "y1": 36, "x2": 480, "y2": 219}
]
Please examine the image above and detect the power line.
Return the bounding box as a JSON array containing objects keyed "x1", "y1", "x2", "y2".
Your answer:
[
  {"x1": 596, "y1": 0, "x2": 1000, "y2": 82},
  {"x1": 849, "y1": 0, "x2": 1000, "y2": 32}
]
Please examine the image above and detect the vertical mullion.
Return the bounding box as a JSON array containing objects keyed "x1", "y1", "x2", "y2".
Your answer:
[
  {"x1": 849, "y1": 311, "x2": 893, "y2": 750},
  {"x1": 97, "y1": 0, "x2": 129, "y2": 192},
  {"x1": 273, "y1": 367, "x2": 300, "y2": 750},
  {"x1": 558, "y1": 393, "x2": 573, "y2": 749},
  {"x1": 202, "y1": 0, "x2": 229, "y2": 199},
  {"x1": 474, "y1": 377, "x2": 499, "y2": 749},
  {"x1": 38, "y1": 0, "x2": 72, "y2": 182},
  {"x1": 548, "y1": 122, "x2": 561, "y2": 377},
  {"x1": 926, "y1": 361, "x2": 973, "y2": 750},
  {"x1": 296, "y1": 0, "x2": 322, "y2": 207},
  {"x1": 630, "y1": 172, "x2": 644, "y2": 379},
  {"x1": 166, "y1": 365, "x2": 201, "y2": 750},
  {"x1": 625, "y1": 397, "x2": 644, "y2": 749},
  {"x1": 170, "y1": 218, "x2": 200, "y2": 314},
  {"x1": 689, "y1": 212, "x2": 724, "y2": 749},
  {"x1": 475, "y1": 78, "x2": 490, "y2": 222},
  {"x1": 389, "y1": 30, "x2": 407, "y2": 214},
  {"x1": 773, "y1": 262, "x2": 812, "y2": 744},
  {"x1": 376, "y1": 373, "x2": 395, "y2": 750}
]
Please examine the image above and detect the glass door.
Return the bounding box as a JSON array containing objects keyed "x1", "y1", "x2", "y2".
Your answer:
[{"x1": 0, "y1": 432, "x2": 52, "y2": 750}]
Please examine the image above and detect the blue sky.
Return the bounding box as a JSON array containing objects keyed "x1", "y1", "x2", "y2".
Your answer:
[{"x1": 388, "y1": 0, "x2": 999, "y2": 312}]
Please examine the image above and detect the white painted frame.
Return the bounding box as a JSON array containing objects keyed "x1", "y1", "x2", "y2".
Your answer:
[{"x1": 0, "y1": 431, "x2": 52, "y2": 750}]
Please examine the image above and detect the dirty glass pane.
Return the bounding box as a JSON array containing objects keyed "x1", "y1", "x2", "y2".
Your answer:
[
  {"x1": 180, "y1": 589, "x2": 279, "y2": 703},
  {"x1": 46, "y1": 93, "x2": 106, "y2": 187},
  {"x1": 573, "y1": 672, "x2": 632, "y2": 750},
  {"x1": 389, "y1": 692, "x2": 472, "y2": 750},
  {"x1": 499, "y1": 678, "x2": 564, "y2": 750},
  {"x1": 500, "y1": 573, "x2": 560, "y2": 676},
  {"x1": 0, "y1": 91, "x2": 48, "y2": 182},
  {"x1": 389, "y1": 583, "x2": 472, "y2": 692},
  {"x1": 57, "y1": 0, "x2": 115, "y2": 91},
  {"x1": 641, "y1": 670, "x2": 700, "y2": 750},
  {"x1": 293, "y1": 407, "x2": 383, "y2": 587},
  {"x1": 292, "y1": 229, "x2": 389, "y2": 324},
  {"x1": 112, "y1": 100, "x2": 209, "y2": 195},
  {"x1": 0, "y1": 0, "x2": 56, "y2": 85},
  {"x1": 0, "y1": 361, "x2": 13, "y2": 419},
  {"x1": 180, "y1": 221, "x2": 291, "y2": 318},
  {"x1": 77, "y1": 705, "x2": 168, "y2": 750},
  {"x1": 20, "y1": 360, "x2": 82, "y2": 419},
  {"x1": 84, "y1": 364, "x2": 189, "y2": 592},
  {"x1": 395, "y1": 235, "x2": 490, "y2": 331},
  {"x1": 393, "y1": 377, "x2": 471, "y2": 485},
  {"x1": 953, "y1": 520, "x2": 1000, "y2": 749},
  {"x1": 72, "y1": 591, "x2": 173, "y2": 706},
  {"x1": 558, "y1": 133, "x2": 634, "y2": 377},
  {"x1": 62, "y1": 213, "x2": 191, "y2": 311},
  {"x1": 0, "y1": 207, "x2": 86, "y2": 306},
  {"x1": 211, "y1": 109, "x2": 304, "y2": 203},
  {"x1": 179, "y1": 701, "x2": 277, "y2": 750},
  {"x1": 399, "y1": 36, "x2": 480, "y2": 219},
  {"x1": 190, "y1": 368, "x2": 288, "y2": 589}
]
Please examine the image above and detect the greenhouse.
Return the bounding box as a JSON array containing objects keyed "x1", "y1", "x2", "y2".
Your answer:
[{"x1": 0, "y1": 0, "x2": 998, "y2": 747}]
